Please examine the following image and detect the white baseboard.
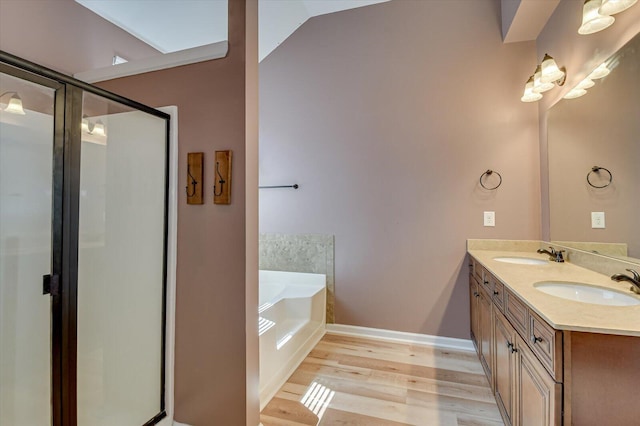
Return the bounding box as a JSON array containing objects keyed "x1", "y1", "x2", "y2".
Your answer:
[
  {"x1": 259, "y1": 325, "x2": 326, "y2": 411},
  {"x1": 326, "y1": 324, "x2": 474, "y2": 352},
  {"x1": 155, "y1": 418, "x2": 188, "y2": 426}
]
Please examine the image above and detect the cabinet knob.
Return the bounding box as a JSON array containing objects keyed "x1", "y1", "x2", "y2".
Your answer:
[
  {"x1": 531, "y1": 335, "x2": 543, "y2": 344},
  {"x1": 493, "y1": 290, "x2": 499, "y2": 295},
  {"x1": 473, "y1": 292, "x2": 479, "y2": 298},
  {"x1": 507, "y1": 342, "x2": 518, "y2": 353}
]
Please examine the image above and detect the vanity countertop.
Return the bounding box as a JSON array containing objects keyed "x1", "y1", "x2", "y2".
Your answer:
[{"x1": 468, "y1": 249, "x2": 640, "y2": 337}]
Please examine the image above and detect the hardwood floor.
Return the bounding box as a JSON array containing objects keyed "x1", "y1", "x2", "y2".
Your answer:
[{"x1": 260, "y1": 333, "x2": 503, "y2": 426}]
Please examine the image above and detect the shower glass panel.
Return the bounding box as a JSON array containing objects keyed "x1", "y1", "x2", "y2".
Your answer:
[
  {"x1": 0, "y1": 72, "x2": 55, "y2": 425},
  {"x1": 76, "y1": 92, "x2": 166, "y2": 425}
]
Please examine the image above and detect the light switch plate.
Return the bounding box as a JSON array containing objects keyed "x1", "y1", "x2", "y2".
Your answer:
[
  {"x1": 484, "y1": 211, "x2": 495, "y2": 227},
  {"x1": 591, "y1": 211, "x2": 605, "y2": 229}
]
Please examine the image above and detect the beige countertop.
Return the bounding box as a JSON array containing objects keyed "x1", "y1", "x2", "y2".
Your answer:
[{"x1": 468, "y1": 249, "x2": 640, "y2": 337}]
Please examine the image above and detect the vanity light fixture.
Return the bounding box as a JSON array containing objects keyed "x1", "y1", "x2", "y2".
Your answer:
[
  {"x1": 533, "y1": 65, "x2": 555, "y2": 93},
  {"x1": 540, "y1": 54, "x2": 566, "y2": 85},
  {"x1": 600, "y1": 0, "x2": 638, "y2": 15},
  {"x1": 521, "y1": 75, "x2": 543, "y2": 102},
  {"x1": 563, "y1": 61, "x2": 614, "y2": 101},
  {"x1": 0, "y1": 91, "x2": 26, "y2": 115},
  {"x1": 81, "y1": 115, "x2": 90, "y2": 133},
  {"x1": 588, "y1": 62, "x2": 611, "y2": 79},
  {"x1": 521, "y1": 55, "x2": 567, "y2": 102},
  {"x1": 82, "y1": 114, "x2": 107, "y2": 136},
  {"x1": 93, "y1": 120, "x2": 106, "y2": 137},
  {"x1": 575, "y1": 78, "x2": 596, "y2": 90},
  {"x1": 563, "y1": 87, "x2": 588, "y2": 99},
  {"x1": 579, "y1": 0, "x2": 615, "y2": 35}
]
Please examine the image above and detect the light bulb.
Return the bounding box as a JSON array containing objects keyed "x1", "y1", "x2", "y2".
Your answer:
[
  {"x1": 533, "y1": 65, "x2": 555, "y2": 93},
  {"x1": 564, "y1": 88, "x2": 588, "y2": 99},
  {"x1": 93, "y1": 120, "x2": 106, "y2": 137},
  {"x1": 588, "y1": 62, "x2": 611, "y2": 79},
  {"x1": 600, "y1": 0, "x2": 637, "y2": 15},
  {"x1": 575, "y1": 78, "x2": 595, "y2": 90},
  {"x1": 81, "y1": 115, "x2": 91, "y2": 133},
  {"x1": 579, "y1": 0, "x2": 615, "y2": 35},
  {"x1": 540, "y1": 54, "x2": 565, "y2": 84},
  {"x1": 3, "y1": 94, "x2": 26, "y2": 115},
  {"x1": 521, "y1": 76, "x2": 543, "y2": 102}
]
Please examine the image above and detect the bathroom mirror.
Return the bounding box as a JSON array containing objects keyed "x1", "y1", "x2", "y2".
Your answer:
[{"x1": 547, "y1": 32, "x2": 640, "y2": 263}]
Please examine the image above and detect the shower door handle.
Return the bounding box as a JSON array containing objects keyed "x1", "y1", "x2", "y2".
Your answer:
[{"x1": 43, "y1": 274, "x2": 59, "y2": 296}]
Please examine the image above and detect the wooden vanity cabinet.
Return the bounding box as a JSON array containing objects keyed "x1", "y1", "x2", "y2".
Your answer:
[
  {"x1": 493, "y1": 308, "x2": 560, "y2": 426},
  {"x1": 469, "y1": 274, "x2": 479, "y2": 349},
  {"x1": 563, "y1": 332, "x2": 640, "y2": 425},
  {"x1": 516, "y1": 334, "x2": 562, "y2": 426},
  {"x1": 494, "y1": 310, "x2": 517, "y2": 426},
  {"x1": 469, "y1": 267, "x2": 493, "y2": 388},
  {"x1": 470, "y1": 259, "x2": 561, "y2": 426},
  {"x1": 477, "y1": 283, "x2": 493, "y2": 388},
  {"x1": 470, "y1": 254, "x2": 640, "y2": 425}
]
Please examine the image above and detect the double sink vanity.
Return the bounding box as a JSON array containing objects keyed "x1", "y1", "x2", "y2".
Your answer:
[
  {"x1": 466, "y1": 28, "x2": 640, "y2": 426},
  {"x1": 467, "y1": 240, "x2": 640, "y2": 426}
]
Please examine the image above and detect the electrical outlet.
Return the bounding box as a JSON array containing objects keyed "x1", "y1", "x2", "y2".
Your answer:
[
  {"x1": 591, "y1": 212, "x2": 605, "y2": 229},
  {"x1": 484, "y1": 211, "x2": 495, "y2": 227}
]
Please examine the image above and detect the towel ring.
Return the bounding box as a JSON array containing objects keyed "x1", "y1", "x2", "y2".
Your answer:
[
  {"x1": 479, "y1": 170, "x2": 502, "y2": 190},
  {"x1": 587, "y1": 166, "x2": 612, "y2": 189}
]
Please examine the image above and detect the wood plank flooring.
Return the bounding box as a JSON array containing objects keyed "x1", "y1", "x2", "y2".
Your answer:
[{"x1": 260, "y1": 333, "x2": 503, "y2": 426}]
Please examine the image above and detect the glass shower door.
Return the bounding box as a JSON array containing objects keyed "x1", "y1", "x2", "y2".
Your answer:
[
  {"x1": 0, "y1": 71, "x2": 57, "y2": 425},
  {"x1": 1, "y1": 52, "x2": 169, "y2": 425},
  {"x1": 76, "y1": 92, "x2": 167, "y2": 426}
]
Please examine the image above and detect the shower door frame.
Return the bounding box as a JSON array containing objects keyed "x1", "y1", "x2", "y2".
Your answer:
[{"x1": 0, "y1": 51, "x2": 170, "y2": 426}]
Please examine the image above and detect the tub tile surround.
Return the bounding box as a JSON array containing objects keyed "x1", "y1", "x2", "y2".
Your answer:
[
  {"x1": 468, "y1": 239, "x2": 640, "y2": 336},
  {"x1": 259, "y1": 233, "x2": 335, "y2": 323}
]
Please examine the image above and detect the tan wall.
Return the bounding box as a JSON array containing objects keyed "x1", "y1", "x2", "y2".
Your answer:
[
  {"x1": 536, "y1": 0, "x2": 640, "y2": 241},
  {"x1": 0, "y1": 0, "x2": 160, "y2": 75},
  {"x1": 97, "y1": 1, "x2": 256, "y2": 424},
  {"x1": 259, "y1": 0, "x2": 541, "y2": 339}
]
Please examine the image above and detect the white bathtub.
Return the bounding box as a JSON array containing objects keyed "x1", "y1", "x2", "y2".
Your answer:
[{"x1": 259, "y1": 270, "x2": 326, "y2": 409}]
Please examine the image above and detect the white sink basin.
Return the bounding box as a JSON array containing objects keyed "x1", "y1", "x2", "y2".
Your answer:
[
  {"x1": 534, "y1": 281, "x2": 640, "y2": 306},
  {"x1": 493, "y1": 256, "x2": 548, "y2": 265}
]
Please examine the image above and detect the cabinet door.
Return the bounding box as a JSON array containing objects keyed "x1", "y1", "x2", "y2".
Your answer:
[
  {"x1": 469, "y1": 276, "x2": 480, "y2": 349},
  {"x1": 517, "y1": 336, "x2": 561, "y2": 426},
  {"x1": 494, "y1": 311, "x2": 517, "y2": 426},
  {"x1": 478, "y1": 286, "x2": 493, "y2": 388}
]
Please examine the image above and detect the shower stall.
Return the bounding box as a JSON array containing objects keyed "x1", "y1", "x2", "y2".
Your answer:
[{"x1": 0, "y1": 52, "x2": 169, "y2": 426}]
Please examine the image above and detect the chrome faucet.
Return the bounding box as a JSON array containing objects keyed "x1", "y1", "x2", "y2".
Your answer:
[
  {"x1": 537, "y1": 247, "x2": 565, "y2": 263},
  {"x1": 611, "y1": 269, "x2": 640, "y2": 295}
]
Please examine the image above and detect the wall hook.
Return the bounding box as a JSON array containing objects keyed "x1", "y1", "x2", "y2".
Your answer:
[
  {"x1": 479, "y1": 169, "x2": 502, "y2": 190},
  {"x1": 186, "y1": 152, "x2": 204, "y2": 204},
  {"x1": 214, "y1": 161, "x2": 226, "y2": 196},
  {"x1": 587, "y1": 166, "x2": 613, "y2": 189},
  {"x1": 213, "y1": 150, "x2": 232, "y2": 204},
  {"x1": 186, "y1": 164, "x2": 198, "y2": 197}
]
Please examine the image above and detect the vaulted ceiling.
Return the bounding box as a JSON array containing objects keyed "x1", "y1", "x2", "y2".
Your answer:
[{"x1": 75, "y1": 0, "x2": 390, "y2": 62}]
